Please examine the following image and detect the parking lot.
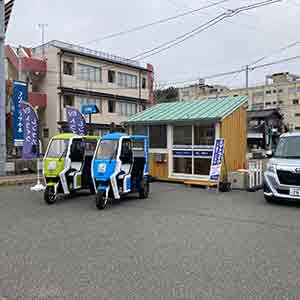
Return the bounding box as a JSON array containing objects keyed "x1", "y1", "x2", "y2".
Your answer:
[{"x1": 1, "y1": 182, "x2": 300, "y2": 299}]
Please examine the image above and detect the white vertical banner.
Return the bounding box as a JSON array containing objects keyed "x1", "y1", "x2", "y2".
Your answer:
[{"x1": 209, "y1": 138, "x2": 225, "y2": 182}]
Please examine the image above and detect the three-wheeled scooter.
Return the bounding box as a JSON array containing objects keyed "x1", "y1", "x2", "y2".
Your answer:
[
  {"x1": 43, "y1": 133, "x2": 99, "y2": 204},
  {"x1": 92, "y1": 133, "x2": 150, "y2": 209}
]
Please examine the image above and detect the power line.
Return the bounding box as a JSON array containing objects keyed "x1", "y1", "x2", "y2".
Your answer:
[
  {"x1": 158, "y1": 54, "x2": 300, "y2": 86},
  {"x1": 131, "y1": 0, "x2": 282, "y2": 60},
  {"x1": 83, "y1": 0, "x2": 229, "y2": 45}
]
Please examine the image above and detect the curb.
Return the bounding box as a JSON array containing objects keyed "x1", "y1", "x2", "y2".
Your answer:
[{"x1": 0, "y1": 176, "x2": 36, "y2": 187}]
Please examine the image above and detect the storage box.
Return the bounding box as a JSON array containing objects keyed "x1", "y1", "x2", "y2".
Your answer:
[{"x1": 229, "y1": 170, "x2": 249, "y2": 190}]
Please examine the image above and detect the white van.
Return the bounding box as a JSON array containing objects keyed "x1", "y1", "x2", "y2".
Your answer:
[{"x1": 264, "y1": 132, "x2": 300, "y2": 202}]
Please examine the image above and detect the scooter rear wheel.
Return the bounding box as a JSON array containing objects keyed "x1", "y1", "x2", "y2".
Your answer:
[
  {"x1": 44, "y1": 186, "x2": 57, "y2": 205},
  {"x1": 96, "y1": 190, "x2": 107, "y2": 210},
  {"x1": 139, "y1": 181, "x2": 149, "y2": 199}
]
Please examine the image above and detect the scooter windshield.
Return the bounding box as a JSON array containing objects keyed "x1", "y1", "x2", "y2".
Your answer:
[
  {"x1": 46, "y1": 139, "x2": 69, "y2": 158},
  {"x1": 95, "y1": 140, "x2": 118, "y2": 160}
]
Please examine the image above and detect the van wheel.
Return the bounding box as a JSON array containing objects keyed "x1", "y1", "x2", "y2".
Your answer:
[
  {"x1": 96, "y1": 190, "x2": 107, "y2": 210},
  {"x1": 44, "y1": 186, "x2": 57, "y2": 205},
  {"x1": 264, "y1": 194, "x2": 275, "y2": 204},
  {"x1": 139, "y1": 181, "x2": 149, "y2": 199}
]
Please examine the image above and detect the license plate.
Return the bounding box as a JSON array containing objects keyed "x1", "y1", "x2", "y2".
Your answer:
[{"x1": 290, "y1": 187, "x2": 300, "y2": 197}]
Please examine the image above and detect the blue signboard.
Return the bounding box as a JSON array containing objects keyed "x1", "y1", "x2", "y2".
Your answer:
[
  {"x1": 12, "y1": 81, "x2": 28, "y2": 146},
  {"x1": 209, "y1": 139, "x2": 225, "y2": 181},
  {"x1": 173, "y1": 150, "x2": 213, "y2": 158},
  {"x1": 81, "y1": 104, "x2": 99, "y2": 115}
]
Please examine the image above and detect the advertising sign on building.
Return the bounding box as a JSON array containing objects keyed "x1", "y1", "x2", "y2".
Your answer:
[
  {"x1": 209, "y1": 138, "x2": 225, "y2": 182},
  {"x1": 81, "y1": 104, "x2": 99, "y2": 115},
  {"x1": 12, "y1": 81, "x2": 28, "y2": 146}
]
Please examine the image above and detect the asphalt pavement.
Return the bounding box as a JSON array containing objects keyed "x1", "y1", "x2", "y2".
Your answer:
[{"x1": 1, "y1": 183, "x2": 300, "y2": 299}]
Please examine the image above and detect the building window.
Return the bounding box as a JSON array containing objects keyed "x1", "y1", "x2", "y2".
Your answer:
[
  {"x1": 295, "y1": 126, "x2": 300, "y2": 130},
  {"x1": 149, "y1": 125, "x2": 167, "y2": 148},
  {"x1": 273, "y1": 89, "x2": 277, "y2": 94},
  {"x1": 279, "y1": 101, "x2": 283, "y2": 104},
  {"x1": 265, "y1": 102, "x2": 271, "y2": 106},
  {"x1": 289, "y1": 87, "x2": 297, "y2": 94},
  {"x1": 266, "y1": 90, "x2": 272, "y2": 95},
  {"x1": 278, "y1": 89, "x2": 284, "y2": 94},
  {"x1": 273, "y1": 101, "x2": 277, "y2": 105},
  {"x1": 78, "y1": 64, "x2": 101, "y2": 82},
  {"x1": 253, "y1": 91, "x2": 264, "y2": 97},
  {"x1": 293, "y1": 99, "x2": 299, "y2": 105},
  {"x1": 43, "y1": 128, "x2": 49, "y2": 138},
  {"x1": 118, "y1": 72, "x2": 137, "y2": 88},
  {"x1": 142, "y1": 77, "x2": 147, "y2": 89},
  {"x1": 108, "y1": 70, "x2": 116, "y2": 83},
  {"x1": 63, "y1": 95, "x2": 74, "y2": 107},
  {"x1": 173, "y1": 126, "x2": 192, "y2": 145},
  {"x1": 108, "y1": 100, "x2": 116, "y2": 113},
  {"x1": 63, "y1": 61, "x2": 74, "y2": 76},
  {"x1": 117, "y1": 102, "x2": 137, "y2": 116},
  {"x1": 295, "y1": 113, "x2": 300, "y2": 117}
]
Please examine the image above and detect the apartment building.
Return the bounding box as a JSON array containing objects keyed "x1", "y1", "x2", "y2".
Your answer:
[
  {"x1": 178, "y1": 73, "x2": 300, "y2": 131},
  {"x1": 5, "y1": 40, "x2": 154, "y2": 149}
]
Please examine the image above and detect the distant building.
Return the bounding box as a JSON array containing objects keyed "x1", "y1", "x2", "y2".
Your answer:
[
  {"x1": 178, "y1": 73, "x2": 300, "y2": 131},
  {"x1": 5, "y1": 40, "x2": 154, "y2": 150}
]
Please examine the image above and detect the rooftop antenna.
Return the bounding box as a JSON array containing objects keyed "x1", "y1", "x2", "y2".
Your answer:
[{"x1": 38, "y1": 23, "x2": 48, "y2": 58}]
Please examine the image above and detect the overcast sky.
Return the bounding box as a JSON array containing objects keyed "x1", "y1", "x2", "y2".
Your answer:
[{"x1": 6, "y1": 0, "x2": 300, "y2": 88}]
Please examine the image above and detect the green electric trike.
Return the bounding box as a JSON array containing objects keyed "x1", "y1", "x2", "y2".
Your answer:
[{"x1": 43, "y1": 133, "x2": 99, "y2": 204}]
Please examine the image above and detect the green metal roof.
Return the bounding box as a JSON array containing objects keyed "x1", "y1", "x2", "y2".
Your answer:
[{"x1": 126, "y1": 96, "x2": 248, "y2": 125}]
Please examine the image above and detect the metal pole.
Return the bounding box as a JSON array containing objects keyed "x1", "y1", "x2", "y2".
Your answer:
[
  {"x1": 0, "y1": 0, "x2": 6, "y2": 176},
  {"x1": 18, "y1": 45, "x2": 21, "y2": 80},
  {"x1": 38, "y1": 24, "x2": 48, "y2": 58},
  {"x1": 245, "y1": 64, "x2": 250, "y2": 108}
]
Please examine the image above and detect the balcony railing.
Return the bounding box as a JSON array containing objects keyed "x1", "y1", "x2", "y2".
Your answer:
[{"x1": 32, "y1": 40, "x2": 147, "y2": 69}]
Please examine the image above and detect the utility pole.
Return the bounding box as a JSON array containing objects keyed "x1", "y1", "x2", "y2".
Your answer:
[
  {"x1": 38, "y1": 23, "x2": 48, "y2": 58},
  {"x1": 245, "y1": 64, "x2": 250, "y2": 108},
  {"x1": 0, "y1": 0, "x2": 5, "y2": 176}
]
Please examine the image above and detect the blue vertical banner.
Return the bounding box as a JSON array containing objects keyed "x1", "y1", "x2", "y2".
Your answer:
[
  {"x1": 209, "y1": 138, "x2": 225, "y2": 181},
  {"x1": 12, "y1": 81, "x2": 28, "y2": 146},
  {"x1": 66, "y1": 107, "x2": 87, "y2": 136},
  {"x1": 20, "y1": 102, "x2": 39, "y2": 160}
]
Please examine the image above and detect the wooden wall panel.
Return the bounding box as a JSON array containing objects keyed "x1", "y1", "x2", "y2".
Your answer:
[
  {"x1": 220, "y1": 106, "x2": 247, "y2": 181},
  {"x1": 149, "y1": 153, "x2": 169, "y2": 180}
]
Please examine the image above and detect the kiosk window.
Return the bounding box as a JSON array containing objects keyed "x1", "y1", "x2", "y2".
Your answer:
[
  {"x1": 194, "y1": 125, "x2": 215, "y2": 145},
  {"x1": 173, "y1": 126, "x2": 192, "y2": 145},
  {"x1": 132, "y1": 125, "x2": 148, "y2": 136},
  {"x1": 173, "y1": 158, "x2": 192, "y2": 174},
  {"x1": 149, "y1": 125, "x2": 167, "y2": 148}
]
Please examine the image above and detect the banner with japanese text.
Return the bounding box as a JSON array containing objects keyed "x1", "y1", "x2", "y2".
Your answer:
[
  {"x1": 12, "y1": 81, "x2": 28, "y2": 146},
  {"x1": 20, "y1": 102, "x2": 39, "y2": 160},
  {"x1": 66, "y1": 107, "x2": 87, "y2": 136}
]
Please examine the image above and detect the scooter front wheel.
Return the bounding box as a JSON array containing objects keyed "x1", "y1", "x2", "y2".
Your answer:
[
  {"x1": 44, "y1": 186, "x2": 57, "y2": 205},
  {"x1": 95, "y1": 190, "x2": 107, "y2": 210}
]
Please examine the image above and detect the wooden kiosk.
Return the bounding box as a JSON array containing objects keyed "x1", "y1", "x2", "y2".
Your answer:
[{"x1": 126, "y1": 96, "x2": 248, "y2": 187}]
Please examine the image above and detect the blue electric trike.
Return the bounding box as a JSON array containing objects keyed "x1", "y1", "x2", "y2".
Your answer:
[{"x1": 92, "y1": 133, "x2": 150, "y2": 209}]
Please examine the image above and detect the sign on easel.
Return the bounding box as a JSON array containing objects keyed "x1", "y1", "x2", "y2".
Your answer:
[{"x1": 209, "y1": 138, "x2": 225, "y2": 184}]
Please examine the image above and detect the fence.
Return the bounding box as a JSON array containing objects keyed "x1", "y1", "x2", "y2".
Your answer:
[{"x1": 248, "y1": 159, "x2": 263, "y2": 189}]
